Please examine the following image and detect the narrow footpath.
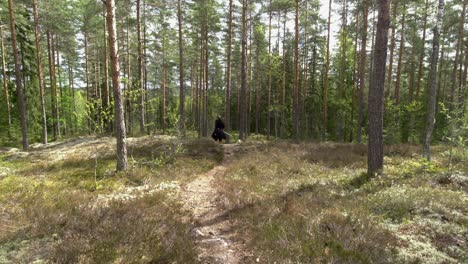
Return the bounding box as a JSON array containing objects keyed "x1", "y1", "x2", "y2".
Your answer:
[{"x1": 180, "y1": 144, "x2": 252, "y2": 263}]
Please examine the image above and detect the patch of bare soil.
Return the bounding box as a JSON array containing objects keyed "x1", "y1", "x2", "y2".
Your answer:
[{"x1": 180, "y1": 144, "x2": 253, "y2": 263}]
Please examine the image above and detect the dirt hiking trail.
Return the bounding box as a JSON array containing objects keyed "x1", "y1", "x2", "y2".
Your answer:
[{"x1": 180, "y1": 144, "x2": 253, "y2": 264}]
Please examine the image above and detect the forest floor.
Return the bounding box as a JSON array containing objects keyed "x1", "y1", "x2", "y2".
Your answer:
[{"x1": 0, "y1": 135, "x2": 466, "y2": 263}]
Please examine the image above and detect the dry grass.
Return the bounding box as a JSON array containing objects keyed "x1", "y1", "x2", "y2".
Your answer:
[
  {"x1": 0, "y1": 136, "x2": 223, "y2": 263},
  {"x1": 216, "y1": 141, "x2": 467, "y2": 263}
]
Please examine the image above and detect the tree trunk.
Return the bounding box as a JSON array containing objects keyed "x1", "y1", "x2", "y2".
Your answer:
[
  {"x1": 177, "y1": 0, "x2": 185, "y2": 137},
  {"x1": 105, "y1": 0, "x2": 127, "y2": 171},
  {"x1": 281, "y1": 11, "x2": 287, "y2": 138},
  {"x1": 204, "y1": 21, "x2": 209, "y2": 137},
  {"x1": 322, "y1": 0, "x2": 332, "y2": 141},
  {"x1": 350, "y1": 12, "x2": 359, "y2": 142},
  {"x1": 103, "y1": 6, "x2": 110, "y2": 132},
  {"x1": 1, "y1": 25, "x2": 12, "y2": 138},
  {"x1": 424, "y1": 0, "x2": 444, "y2": 161},
  {"x1": 8, "y1": 0, "x2": 28, "y2": 149},
  {"x1": 449, "y1": 1, "x2": 466, "y2": 111},
  {"x1": 33, "y1": 0, "x2": 47, "y2": 144},
  {"x1": 162, "y1": 38, "x2": 167, "y2": 134},
  {"x1": 55, "y1": 37, "x2": 62, "y2": 136},
  {"x1": 267, "y1": 0, "x2": 272, "y2": 139},
  {"x1": 47, "y1": 31, "x2": 59, "y2": 140},
  {"x1": 385, "y1": 0, "x2": 398, "y2": 99},
  {"x1": 415, "y1": 0, "x2": 430, "y2": 99},
  {"x1": 357, "y1": 0, "x2": 368, "y2": 144},
  {"x1": 293, "y1": 0, "x2": 299, "y2": 141},
  {"x1": 225, "y1": 0, "x2": 233, "y2": 142},
  {"x1": 394, "y1": 3, "x2": 406, "y2": 106},
  {"x1": 240, "y1": 0, "x2": 248, "y2": 141},
  {"x1": 137, "y1": 0, "x2": 145, "y2": 133},
  {"x1": 368, "y1": 0, "x2": 391, "y2": 177},
  {"x1": 84, "y1": 32, "x2": 91, "y2": 134},
  {"x1": 126, "y1": 17, "x2": 133, "y2": 136},
  {"x1": 67, "y1": 58, "x2": 75, "y2": 134},
  {"x1": 337, "y1": 0, "x2": 347, "y2": 142},
  {"x1": 302, "y1": 0, "x2": 309, "y2": 140}
]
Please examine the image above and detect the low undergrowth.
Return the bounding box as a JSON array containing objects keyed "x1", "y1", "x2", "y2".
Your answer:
[
  {"x1": 0, "y1": 136, "x2": 222, "y2": 263},
  {"x1": 216, "y1": 142, "x2": 467, "y2": 263}
]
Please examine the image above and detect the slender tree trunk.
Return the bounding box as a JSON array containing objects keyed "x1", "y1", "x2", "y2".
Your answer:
[
  {"x1": 225, "y1": 0, "x2": 233, "y2": 142},
  {"x1": 33, "y1": 0, "x2": 47, "y2": 144},
  {"x1": 394, "y1": 3, "x2": 406, "y2": 106},
  {"x1": 302, "y1": 0, "x2": 309, "y2": 140},
  {"x1": 386, "y1": 0, "x2": 398, "y2": 99},
  {"x1": 436, "y1": 37, "x2": 445, "y2": 108},
  {"x1": 55, "y1": 37, "x2": 62, "y2": 136},
  {"x1": 1, "y1": 25, "x2": 12, "y2": 138},
  {"x1": 368, "y1": 10, "x2": 377, "y2": 100},
  {"x1": 103, "y1": 6, "x2": 110, "y2": 132},
  {"x1": 67, "y1": 58, "x2": 75, "y2": 134},
  {"x1": 322, "y1": 0, "x2": 332, "y2": 141},
  {"x1": 204, "y1": 20, "x2": 209, "y2": 137},
  {"x1": 460, "y1": 41, "x2": 468, "y2": 117},
  {"x1": 450, "y1": 1, "x2": 466, "y2": 111},
  {"x1": 162, "y1": 38, "x2": 167, "y2": 134},
  {"x1": 8, "y1": 0, "x2": 28, "y2": 149},
  {"x1": 311, "y1": 45, "x2": 317, "y2": 137},
  {"x1": 293, "y1": 0, "x2": 299, "y2": 141},
  {"x1": 247, "y1": 7, "x2": 253, "y2": 136},
  {"x1": 47, "y1": 31, "x2": 59, "y2": 140},
  {"x1": 84, "y1": 32, "x2": 91, "y2": 134},
  {"x1": 368, "y1": 0, "x2": 391, "y2": 177},
  {"x1": 105, "y1": 0, "x2": 127, "y2": 171},
  {"x1": 281, "y1": 11, "x2": 287, "y2": 138},
  {"x1": 415, "y1": 0, "x2": 430, "y2": 99},
  {"x1": 357, "y1": 0, "x2": 368, "y2": 143},
  {"x1": 267, "y1": 0, "x2": 272, "y2": 139},
  {"x1": 424, "y1": 0, "x2": 444, "y2": 161},
  {"x1": 350, "y1": 13, "x2": 359, "y2": 142},
  {"x1": 126, "y1": 17, "x2": 133, "y2": 136},
  {"x1": 137, "y1": 0, "x2": 145, "y2": 133},
  {"x1": 337, "y1": 0, "x2": 347, "y2": 141},
  {"x1": 177, "y1": 0, "x2": 185, "y2": 137},
  {"x1": 240, "y1": 0, "x2": 248, "y2": 140}
]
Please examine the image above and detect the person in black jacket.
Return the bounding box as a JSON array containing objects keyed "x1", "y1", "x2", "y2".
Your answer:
[{"x1": 212, "y1": 116, "x2": 226, "y2": 143}]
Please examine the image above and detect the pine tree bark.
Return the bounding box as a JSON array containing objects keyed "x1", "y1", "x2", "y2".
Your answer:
[
  {"x1": 415, "y1": 0, "x2": 430, "y2": 99},
  {"x1": 322, "y1": 0, "x2": 332, "y2": 141},
  {"x1": 67, "y1": 58, "x2": 75, "y2": 134},
  {"x1": 177, "y1": 0, "x2": 186, "y2": 137},
  {"x1": 204, "y1": 21, "x2": 209, "y2": 137},
  {"x1": 368, "y1": 0, "x2": 391, "y2": 177},
  {"x1": 450, "y1": 1, "x2": 466, "y2": 111},
  {"x1": 103, "y1": 6, "x2": 110, "y2": 132},
  {"x1": 424, "y1": 0, "x2": 444, "y2": 161},
  {"x1": 8, "y1": 0, "x2": 28, "y2": 149},
  {"x1": 55, "y1": 37, "x2": 63, "y2": 136},
  {"x1": 47, "y1": 31, "x2": 59, "y2": 140},
  {"x1": 386, "y1": 0, "x2": 398, "y2": 99},
  {"x1": 394, "y1": 3, "x2": 406, "y2": 106},
  {"x1": 105, "y1": 0, "x2": 127, "y2": 171},
  {"x1": 240, "y1": 0, "x2": 248, "y2": 141},
  {"x1": 1, "y1": 26, "x2": 12, "y2": 138},
  {"x1": 357, "y1": 0, "x2": 368, "y2": 144},
  {"x1": 32, "y1": 0, "x2": 47, "y2": 144},
  {"x1": 293, "y1": 0, "x2": 299, "y2": 141},
  {"x1": 281, "y1": 11, "x2": 287, "y2": 138},
  {"x1": 84, "y1": 32, "x2": 91, "y2": 134},
  {"x1": 267, "y1": 0, "x2": 272, "y2": 139},
  {"x1": 225, "y1": 0, "x2": 233, "y2": 142},
  {"x1": 137, "y1": 0, "x2": 145, "y2": 133},
  {"x1": 162, "y1": 38, "x2": 167, "y2": 134}
]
